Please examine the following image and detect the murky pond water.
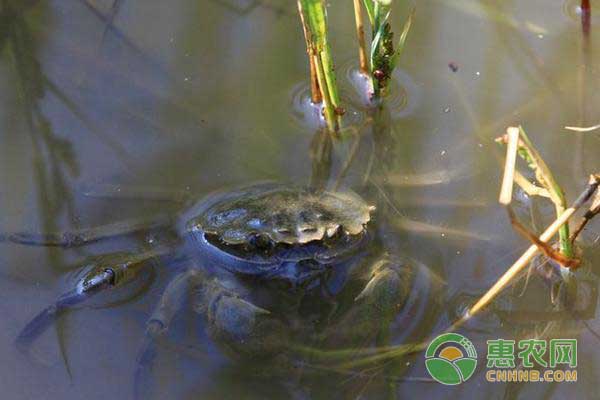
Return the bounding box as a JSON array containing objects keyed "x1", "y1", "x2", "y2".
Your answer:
[{"x1": 1, "y1": 0, "x2": 599, "y2": 399}]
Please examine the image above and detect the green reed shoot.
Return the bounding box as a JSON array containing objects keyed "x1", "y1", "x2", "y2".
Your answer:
[
  {"x1": 355, "y1": 0, "x2": 414, "y2": 99},
  {"x1": 297, "y1": 0, "x2": 343, "y2": 132}
]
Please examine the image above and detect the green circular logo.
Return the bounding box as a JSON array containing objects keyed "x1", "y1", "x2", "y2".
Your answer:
[{"x1": 425, "y1": 333, "x2": 478, "y2": 385}]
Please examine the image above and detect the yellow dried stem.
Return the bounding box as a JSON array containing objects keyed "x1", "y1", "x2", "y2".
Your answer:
[
  {"x1": 498, "y1": 127, "x2": 520, "y2": 205},
  {"x1": 353, "y1": 0, "x2": 369, "y2": 73}
]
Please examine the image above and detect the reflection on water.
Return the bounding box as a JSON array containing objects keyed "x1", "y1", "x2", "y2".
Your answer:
[
  {"x1": 1, "y1": 1, "x2": 78, "y2": 274},
  {"x1": 0, "y1": 0, "x2": 599, "y2": 399}
]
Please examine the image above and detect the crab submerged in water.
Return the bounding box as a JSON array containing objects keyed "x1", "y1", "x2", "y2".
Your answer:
[{"x1": 12, "y1": 181, "x2": 432, "y2": 397}]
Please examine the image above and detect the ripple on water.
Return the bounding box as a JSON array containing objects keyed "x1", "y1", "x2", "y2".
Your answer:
[
  {"x1": 289, "y1": 60, "x2": 422, "y2": 132},
  {"x1": 289, "y1": 82, "x2": 325, "y2": 131},
  {"x1": 342, "y1": 60, "x2": 421, "y2": 120},
  {"x1": 288, "y1": 82, "x2": 367, "y2": 132}
]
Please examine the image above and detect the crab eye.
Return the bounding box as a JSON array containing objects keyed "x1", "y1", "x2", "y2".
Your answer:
[
  {"x1": 299, "y1": 226, "x2": 318, "y2": 234},
  {"x1": 248, "y1": 233, "x2": 272, "y2": 250},
  {"x1": 276, "y1": 228, "x2": 292, "y2": 235}
]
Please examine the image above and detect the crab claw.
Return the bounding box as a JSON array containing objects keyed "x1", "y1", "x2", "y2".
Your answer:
[
  {"x1": 196, "y1": 280, "x2": 288, "y2": 360},
  {"x1": 354, "y1": 259, "x2": 402, "y2": 304},
  {"x1": 210, "y1": 296, "x2": 277, "y2": 348},
  {"x1": 234, "y1": 297, "x2": 272, "y2": 315}
]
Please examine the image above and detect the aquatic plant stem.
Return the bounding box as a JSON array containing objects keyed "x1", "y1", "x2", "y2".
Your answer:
[
  {"x1": 313, "y1": 53, "x2": 337, "y2": 132},
  {"x1": 497, "y1": 129, "x2": 579, "y2": 269},
  {"x1": 319, "y1": 47, "x2": 342, "y2": 113},
  {"x1": 498, "y1": 127, "x2": 520, "y2": 205},
  {"x1": 570, "y1": 184, "x2": 600, "y2": 243},
  {"x1": 353, "y1": 0, "x2": 369, "y2": 74},
  {"x1": 297, "y1": 0, "x2": 322, "y2": 104},
  {"x1": 297, "y1": 0, "x2": 342, "y2": 131},
  {"x1": 362, "y1": 1, "x2": 414, "y2": 100},
  {"x1": 299, "y1": 0, "x2": 341, "y2": 110},
  {"x1": 496, "y1": 126, "x2": 574, "y2": 258},
  {"x1": 581, "y1": 0, "x2": 591, "y2": 36},
  {"x1": 518, "y1": 126, "x2": 573, "y2": 258},
  {"x1": 389, "y1": 8, "x2": 414, "y2": 71},
  {"x1": 308, "y1": 56, "x2": 322, "y2": 104},
  {"x1": 458, "y1": 175, "x2": 599, "y2": 326}
]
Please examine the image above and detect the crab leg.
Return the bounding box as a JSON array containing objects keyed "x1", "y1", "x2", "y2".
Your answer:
[
  {"x1": 2, "y1": 215, "x2": 172, "y2": 247},
  {"x1": 15, "y1": 271, "x2": 112, "y2": 350},
  {"x1": 80, "y1": 183, "x2": 191, "y2": 204},
  {"x1": 321, "y1": 255, "x2": 413, "y2": 349},
  {"x1": 16, "y1": 251, "x2": 159, "y2": 351},
  {"x1": 134, "y1": 269, "x2": 201, "y2": 400}
]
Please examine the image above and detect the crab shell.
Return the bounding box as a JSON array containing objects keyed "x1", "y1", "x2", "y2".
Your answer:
[{"x1": 181, "y1": 182, "x2": 374, "y2": 274}]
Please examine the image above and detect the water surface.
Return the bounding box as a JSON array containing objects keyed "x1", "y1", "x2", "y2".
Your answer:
[{"x1": 0, "y1": 1, "x2": 599, "y2": 399}]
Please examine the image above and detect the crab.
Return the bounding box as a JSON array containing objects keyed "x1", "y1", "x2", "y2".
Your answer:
[{"x1": 9, "y1": 179, "x2": 430, "y2": 396}]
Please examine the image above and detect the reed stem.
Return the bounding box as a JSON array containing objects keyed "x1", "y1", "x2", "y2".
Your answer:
[
  {"x1": 297, "y1": 0, "x2": 342, "y2": 131},
  {"x1": 297, "y1": 0, "x2": 322, "y2": 104},
  {"x1": 353, "y1": 0, "x2": 369, "y2": 74},
  {"x1": 460, "y1": 175, "x2": 599, "y2": 323}
]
